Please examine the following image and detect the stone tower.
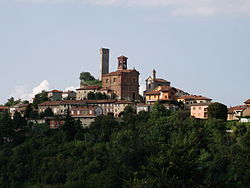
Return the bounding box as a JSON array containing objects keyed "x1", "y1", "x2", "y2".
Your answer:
[
  {"x1": 117, "y1": 56, "x2": 128, "y2": 70},
  {"x1": 152, "y1": 69, "x2": 156, "y2": 80},
  {"x1": 100, "y1": 48, "x2": 109, "y2": 80}
]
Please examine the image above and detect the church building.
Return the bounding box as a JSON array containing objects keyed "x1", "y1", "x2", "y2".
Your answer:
[{"x1": 101, "y1": 55, "x2": 140, "y2": 101}]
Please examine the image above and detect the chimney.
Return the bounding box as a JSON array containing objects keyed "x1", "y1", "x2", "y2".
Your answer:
[{"x1": 100, "y1": 48, "x2": 109, "y2": 80}]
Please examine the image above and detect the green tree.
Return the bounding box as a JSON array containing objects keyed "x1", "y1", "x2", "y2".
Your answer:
[
  {"x1": 33, "y1": 90, "x2": 49, "y2": 108},
  {"x1": 4, "y1": 97, "x2": 21, "y2": 107},
  {"x1": 44, "y1": 107, "x2": 54, "y2": 117},
  {"x1": 208, "y1": 102, "x2": 228, "y2": 121},
  {"x1": 79, "y1": 72, "x2": 95, "y2": 82}
]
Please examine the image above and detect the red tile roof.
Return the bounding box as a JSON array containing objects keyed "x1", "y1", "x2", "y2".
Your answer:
[
  {"x1": 51, "y1": 90, "x2": 63, "y2": 93},
  {"x1": 228, "y1": 105, "x2": 247, "y2": 113},
  {"x1": 244, "y1": 99, "x2": 250, "y2": 104},
  {"x1": 38, "y1": 101, "x2": 62, "y2": 106},
  {"x1": 76, "y1": 86, "x2": 101, "y2": 90},
  {"x1": 0, "y1": 106, "x2": 9, "y2": 110},
  {"x1": 154, "y1": 78, "x2": 170, "y2": 83},
  {"x1": 114, "y1": 100, "x2": 133, "y2": 104},
  {"x1": 177, "y1": 95, "x2": 212, "y2": 101},
  {"x1": 87, "y1": 100, "x2": 117, "y2": 104},
  {"x1": 145, "y1": 91, "x2": 161, "y2": 95},
  {"x1": 159, "y1": 86, "x2": 177, "y2": 92},
  {"x1": 102, "y1": 69, "x2": 139, "y2": 76}
]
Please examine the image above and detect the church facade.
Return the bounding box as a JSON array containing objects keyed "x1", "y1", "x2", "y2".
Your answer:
[{"x1": 102, "y1": 56, "x2": 140, "y2": 101}]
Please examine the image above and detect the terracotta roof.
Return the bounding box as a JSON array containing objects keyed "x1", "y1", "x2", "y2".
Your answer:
[
  {"x1": 0, "y1": 106, "x2": 9, "y2": 110},
  {"x1": 228, "y1": 105, "x2": 247, "y2": 113},
  {"x1": 190, "y1": 102, "x2": 211, "y2": 106},
  {"x1": 87, "y1": 99, "x2": 117, "y2": 104},
  {"x1": 154, "y1": 78, "x2": 170, "y2": 83},
  {"x1": 114, "y1": 100, "x2": 133, "y2": 104},
  {"x1": 76, "y1": 86, "x2": 100, "y2": 90},
  {"x1": 158, "y1": 86, "x2": 177, "y2": 92},
  {"x1": 50, "y1": 90, "x2": 63, "y2": 93},
  {"x1": 38, "y1": 101, "x2": 62, "y2": 106},
  {"x1": 60, "y1": 100, "x2": 87, "y2": 105},
  {"x1": 244, "y1": 99, "x2": 250, "y2": 104},
  {"x1": 102, "y1": 69, "x2": 139, "y2": 76},
  {"x1": 177, "y1": 95, "x2": 212, "y2": 101},
  {"x1": 145, "y1": 91, "x2": 161, "y2": 95}
]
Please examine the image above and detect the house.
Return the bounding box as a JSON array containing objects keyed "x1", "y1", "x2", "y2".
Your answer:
[
  {"x1": 227, "y1": 105, "x2": 247, "y2": 121},
  {"x1": 175, "y1": 88, "x2": 190, "y2": 97},
  {"x1": 48, "y1": 90, "x2": 63, "y2": 101},
  {"x1": 145, "y1": 86, "x2": 177, "y2": 105},
  {"x1": 9, "y1": 104, "x2": 30, "y2": 119},
  {"x1": 102, "y1": 56, "x2": 140, "y2": 101},
  {"x1": 62, "y1": 90, "x2": 76, "y2": 100},
  {"x1": 113, "y1": 100, "x2": 133, "y2": 117},
  {"x1": 38, "y1": 99, "x2": 134, "y2": 117},
  {"x1": 76, "y1": 86, "x2": 101, "y2": 100},
  {"x1": 177, "y1": 95, "x2": 212, "y2": 106},
  {"x1": 190, "y1": 103, "x2": 210, "y2": 119},
  {"x1": 38, "y1": 100, "x2": 87, "y2": 115},
  {"x1": 227, "y1": 99, "x2": 250, "y2": 121},
  {"x1": 244, "y1": 99, "x2": 250, "y2": 107},
  {"x1": 145, "y1": 69, "x2": 171, "y2": 93},
  {"x1": 70, "y1": 106, "x2": 103, "y2": 127}
]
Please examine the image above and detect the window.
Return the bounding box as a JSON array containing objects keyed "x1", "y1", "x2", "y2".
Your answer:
[
  {"x1": 106, "y1": 79, "x2": 109, "y2": 83},
  {"x1": 199, "y1": 107, "x2": 202, "y2": 110},
  {"x1": 113, "y1": 78, "x2": 116, "y2": 82},
  {"x1": 193, "y1": 107, "x2": 196, "y2": 110}
]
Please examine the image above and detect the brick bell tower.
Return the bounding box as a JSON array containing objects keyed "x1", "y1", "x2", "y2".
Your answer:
[{"x1": 117, "y1": 56, "x2": 128, "y2": 70}]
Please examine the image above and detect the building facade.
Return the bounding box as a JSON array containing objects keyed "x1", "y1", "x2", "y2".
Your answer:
[
  {"x1": 190, "y1": 103, "x2": 210, "y2": 119},
  {"x1": 102, "y1": 56, "x2": 140, "y2": 101}
]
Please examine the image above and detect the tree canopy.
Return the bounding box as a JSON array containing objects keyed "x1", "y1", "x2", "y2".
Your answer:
[
  {"x1": 208, "y1": 102, "x2": 228, "y2": 121},
  {"x1": 0, "y1": 104, "x2": 249, "y2": 188}
]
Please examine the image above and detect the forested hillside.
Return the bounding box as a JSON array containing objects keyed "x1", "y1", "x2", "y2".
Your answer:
[{"x1": 0, "y1": 103, "x2": 250, "y2": 188}]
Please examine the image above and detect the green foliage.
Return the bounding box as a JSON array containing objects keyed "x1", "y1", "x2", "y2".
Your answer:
[
  {"x1": 87, "y1": 92, "x2": 110, "y2": 100},
  {"x1": 4, "y1": 97, "x2": 21, "y2": 107},
  {"x1": 33, "y1": 91, "x2": 49, "y2": 109},
  {"x1": 0, "y1": 108, "x2": 250, "y2": 188},
  {"x1": 208, "y1": 102, "x2": 228, "y2": 121},
  {"x1": 79, "y1": 72, "x2": 95, "y2": 82}
]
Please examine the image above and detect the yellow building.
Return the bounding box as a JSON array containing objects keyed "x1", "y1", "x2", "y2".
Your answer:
[{"x1": 145, "y1": 86, "x2": 177, "y2": 104}]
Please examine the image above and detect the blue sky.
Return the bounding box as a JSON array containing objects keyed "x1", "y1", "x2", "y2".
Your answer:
[{"x1": 0, "y1": 0, "x2": 250, "y2": 106}]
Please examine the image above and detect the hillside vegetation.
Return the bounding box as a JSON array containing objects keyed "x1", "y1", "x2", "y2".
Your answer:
[{"x1": 0, "y1": 103, "x2": 250, "y2": 188}]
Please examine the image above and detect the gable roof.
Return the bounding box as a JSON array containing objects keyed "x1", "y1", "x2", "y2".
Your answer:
[
  {"x1": 244, "y1": 99, "x2": 250, "y2": 104},
  {"x1": 177, "y1": 95, "x2": 212, "y2": 101},
  {"x1": 102, "y1": 69, "x2": 139, "y2": 77}
]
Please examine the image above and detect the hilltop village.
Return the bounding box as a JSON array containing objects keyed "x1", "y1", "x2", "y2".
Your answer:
[{"x1": 1, "y1": 48, "x2": 250, "y2": 127}]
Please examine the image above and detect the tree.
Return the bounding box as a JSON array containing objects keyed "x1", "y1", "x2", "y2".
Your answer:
[
  {"x1": 4, "y1": 97, "x2": 21, "y2": 107},
  {"x1": 44, "y1": 108, "x2": 54, "y2": 117},
  {"x1": 79, "y1": 72, "x2": 95, "y2": 82},
  {"x1": 33, "y1": 91, "x2": 49, "y2": 108},
  {"x1": 24, "y1": 104, "x2": 33, "y2": 119},
  {"x1": 208, "y1": 102, "x2": 228, "y2": 121},
  {"x1": 149, "y1": 102, "x2": 170, "y2": 122}
]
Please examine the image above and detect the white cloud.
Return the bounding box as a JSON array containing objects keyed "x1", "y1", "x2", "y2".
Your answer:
[
  {"x1": 15, "y1": 0, "x2": 250, "y2": 16},
  {"x1": 64, "y1": 86, "x2": 78, "y2": 91},
  {"x1": 9, "y1": 80, "x2": 50, "y2": 101}
]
